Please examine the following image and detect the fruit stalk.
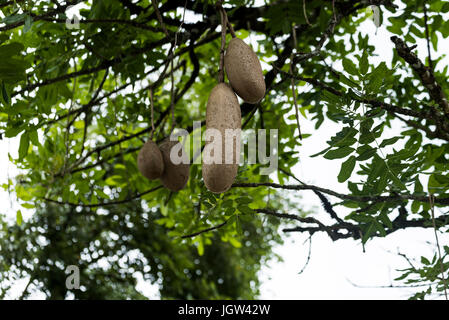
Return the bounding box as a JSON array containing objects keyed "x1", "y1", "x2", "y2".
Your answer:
[
  {"x1": 149, "y1": 88, "x2": 155, "y2": 139},
  {"x1": 218, "y1": 5, "x2": 227, "y2": 83},
  {"x1": 290, "y1": 24, "x2": 302, "y2": 140}
]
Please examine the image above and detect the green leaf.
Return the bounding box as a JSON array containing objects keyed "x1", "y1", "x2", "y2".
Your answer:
[
  {"x1": 411, "y1": 200, "x2": 420, "y2": 214},
  {"x1": 29, "y1": 130, "x2": 40, "y2": 146},
  {"x1": 420, "y1": 256, "x2": 430, "y2": 265},
  {"x1": 224, "y1": 207, "x2": 235, "y2": 216},
  {"x1": 356, "y1": 145, "x2": 377, "y2": 161},
  {"x1": 5, "y1": 126, "x2": 23, "y2": 138},
  {"x1": 197, "y1": 237, "x2": 204, "y2": 256},
  {"x1": 0, "y1": 34, "x2": 8, "y2": 45},
  {"x1": 221, "y1": 199, "x2": 234, "y2": 208},
  {"x1": 238, "y1": 205, "x2": 253, "y2": 215},
  {"x1": 228, "y1": 236, "x2": 242, "y2": 248},
  {"x1": 235, "y1": 215, "x2": 243, "y2": 236},
  {"x1": 0, "y1": 57, "x2": 27, "y2": 83},
  {"x1": 324, "y1": 147, "x2": 354, "y2": 159},
  {"x1": 366, "y1": 62, "x2": 387, "y2": 93},
  {"x1": 18, "y1": 132, "x2": 30, "y2": 160},
  {"x1": 1, "y1": 14, "x2": 26, "y2": 25},
  {"x1": 442, "y1": 20, "x2": 449, "y2": 38},
  {"x1": 338, "y1": 156, "x2": 356, "y2": 182},
  {"x1": 339, "y1": 73, "x2": 361, "y2": 89},
  {"x1": 236, "y1": 197, "x2": 252, "y2": 205},
  {"x1": 362, "y1": 221, "x2": 376, "y2": 244},
  {"x1": 21, "y1": 203, "x2": 35, "y2": 209},
  {"x1": 310, "y1": 146, "x2": 331, "y2": 158},
  {"x1": 328, "y1": 127, "x2": 358, "y2": 146},
  {"x1": 375, "y1": 220, "x2": 386, "y2": 237},
  {"x1": 409, "y1": 24, "x2": 422, "y2": 38},
  {"x1": 1, "y1": 81, "x2": 10, "y2": 105},
  {"x1": 0, "y1": 42, "x2": 24, "y2": 58},
  {"x1": 342, "y1": 58, "x2": 359, "y2": 76},
  {"x1": 16, "y1": 210, "x2": 23, "y2": 226},
  {"x1": 360, "y1": 50, "x2": 369, "y2": 75},
  {"x1": 379, "y1": 136, "x2": 402, "y2": 148},
  {"x1": 203, "y1": 201, "x2": 213, "y2": 209},
  {"x1": 24, "y1": 15, "x2": 33, "y2": 33},
  {"x1": 442, "y1": 3, "x2": 449, "y2": 12},
  {"x1": 390, "y1": 172, "x2": 407, "y2": 190},
  {"x1": 379, "y1": 210, "x2": 392, "y2": 229}
]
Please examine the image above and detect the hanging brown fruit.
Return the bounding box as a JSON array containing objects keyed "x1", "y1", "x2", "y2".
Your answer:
[
  {"x1": 202, "y1": 83, "x2": 241, "y2": 193},
  {"x1": 159, "y1": 140, "x2": 190, "y2": 192},
  {"x1": 224, "y1": 38, "x2": 266, "y2": 104},
  {"x1": 137, "y1": 140, "x2": 164, "y2": 180}
]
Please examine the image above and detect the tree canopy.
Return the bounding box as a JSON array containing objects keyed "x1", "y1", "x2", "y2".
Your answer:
[{"x1": 0, "y1": 0, "x2": 449, "y2": 299}]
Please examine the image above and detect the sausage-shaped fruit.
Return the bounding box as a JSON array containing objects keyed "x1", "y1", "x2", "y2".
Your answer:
[
  {"x1": 224, "y1": 38, "x2": 266, "y2": 104},
  {"x1": 137, "y1": 140, "x2": 164, "y2": 180},
  {"x1": 202, "y1": 83, "x2": 241, "y2": 193},
  {"x1": 160, "y1": 140, "x2": 190, "y2": 191}
]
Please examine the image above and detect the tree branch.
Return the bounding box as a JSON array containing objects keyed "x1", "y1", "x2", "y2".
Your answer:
[
  {"x1": 43, "y1": 186, "x2": 163, "y2": 208},
  {"x1": 232, "y1": 182, "x2": 449, "y2": 205},
  {"x1": 181, "y1": 220, "x2": 229, "y2": 239},
  {"x1": 391, "y1": 35, "x2": 449, "y2": 117}
]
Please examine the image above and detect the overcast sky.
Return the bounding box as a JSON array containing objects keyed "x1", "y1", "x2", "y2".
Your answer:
[{"x1": 259, "y1": 2, "x2": 449, "y2": 299}]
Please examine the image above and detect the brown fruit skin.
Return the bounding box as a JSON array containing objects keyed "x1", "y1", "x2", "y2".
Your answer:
[
  {"x1": 202, "y1": 83, "x2": 241, "y2": 194},
  {"x1": 224, "y1": 38, "x2": 266, "y2": 104},
  {"x1": 137, "y1": 140, "x2": 164, "y2": 180},
  {"x1": 159, "y1": 140, "x2": 190, "y2": 192}
]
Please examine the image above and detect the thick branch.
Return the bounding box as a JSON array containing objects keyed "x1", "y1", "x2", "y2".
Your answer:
[
  {"x1": 232, "y1": 182, "x2": 449, "y2": 205},
  {"x1": 391, "y1": 36, "x2": 449, "y2": 117}
]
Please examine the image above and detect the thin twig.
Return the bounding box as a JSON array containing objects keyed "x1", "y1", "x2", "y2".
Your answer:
[
  {"x1": 303, "y1": 0, "x2": 311, "y2": 26},
  {"x1": 218, "y1": 6, "x2": 227, "y2": 83},
  {"x1": 18, "y1": 277, "x2": 34, "y2": 300},
  {"x1": 226, "y1": 19, "x2": 236, "y2": 38},
  {"x1": 423, "y1": 1, "x2": 433, "y2": 70},
  {"x1": 150, "y1": 0, "x2": 177, "y2": 135},
  {"x1": 43, "y1": 186, "x2": 163, "y2": 208},
  {"x1": 216, "y1": 1, "x2": 236, "y2": 38},
  {"x1": 298, "y1": 235, "x2": 312, "y2": 275},
  {"x1": 63, "y1": 59, "x2": 77, "y2": 175},
  {"x1": 397, "y1": 251, "x2": 418, "y2": 270},
  {"x1": 429, "y1": 194, "x2": 448, "y2": 300},
  {"x1": 80, "y1": 69, "x2": 109, "y2": 157},
  {"x1": 181, "y1": 220, "x2": 229, "y2": 239},
  {"x1": 347, "y1": 278, "x2": 434, "y2": 289},
  {"x1": 151, "y1": 0, "x2": 170, "y2": 38},
  {"x1": 290, "y1": 24, "x2": 302, "y2": 140},
  {"x1": 294, "y1": 10, "x2": 343, "y2": 63},
  {"x1": 256, "y1": 208, "x2": 326, "y2": 227},
  {"x1": 241, "y1": 104, "x2": 258, "y2": 128},
  {"x1": 149, "y1": 88, "x2": 155, "y2": 139},
  {"x1": 332, "y1": 0, "x2": 336, "y2": 22},
  {"x1": 168, "y1": 0, "x2": 187, "y2": 134},
  {"x1": 169, "y1": 55, "x2": 176, "y2": 134}
]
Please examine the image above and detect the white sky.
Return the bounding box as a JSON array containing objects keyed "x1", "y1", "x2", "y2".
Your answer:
[
  {"x1": 1, "y1": 1, "x2": 448, "y2": 300},
  {"x1": 259, "y1": 3, "x2": 449, "y2": 299}
]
